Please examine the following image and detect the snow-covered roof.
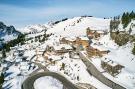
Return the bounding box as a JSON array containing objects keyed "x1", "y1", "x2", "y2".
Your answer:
[
  {"x1": 101, "y1": 58, "x2": 118, "y2": 67},
  {"x1": 79, "y1": 37, "x2": 89, "y2": 40},
  {"x1": 89, "y1": 30, "x2": 105, "y2": 33},
  {"x1": 91, "y1": 44, "x2": 109, "y2": 51},
  {"x1": 53, "y1": 44, "x2": 72, "y2": 50},
  {"x1": 48, "y1": 55, "x2": 61, "y2": 60},
  {"x1": 17, "y1": 47, "x2": 25, "y2": 51},
  {"x1": 37, "y1": 57, "x2": 45, "y2": 62},
  {"x1": 65, "y1": 37, "x2": 76, "y2": 41}
]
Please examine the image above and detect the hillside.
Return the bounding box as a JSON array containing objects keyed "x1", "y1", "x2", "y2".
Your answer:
[
  {"x1": 47, "y1": 17, "x2": 110, "y2": 37},
  {"x1": 0, "y1": 22, "x2": 21, "y2": 42},
  {"x1": 17, "y1": 24, "x2": 50, "y2": 34},
  {"x1": 1, "y1": 16, "x2": 135, "y2": 89}
]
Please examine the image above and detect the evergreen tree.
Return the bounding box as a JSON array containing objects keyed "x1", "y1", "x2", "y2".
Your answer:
[
  {"x1": 122, "y1": 12, "x2": 126, "y2": 24},
  {"x1": 2, "y1": 49, "x2": 6, "y2": 58},
  {"x1": 0, "y1": 73, "x2": 4, "y2": 89},
  {"x1": 122, "y1": 11, "x2": 135, "y2": 28},
  {"x1": 132, "y1": 44, "x2": 135, "y2": 55}
]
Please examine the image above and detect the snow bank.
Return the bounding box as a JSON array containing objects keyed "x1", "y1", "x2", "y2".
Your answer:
[{"x1": 34, "y1": 76, "x2": 63, "y2": 89}]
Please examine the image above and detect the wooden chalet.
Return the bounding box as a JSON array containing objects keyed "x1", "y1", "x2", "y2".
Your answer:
[
  {"x1": 101, "y1": 58, "x2": 124, "y2": 76},
  {"x1": 59, "y1": 37, "x2": 76, "y2": 44},
  {"x1": 86, "y1": 46, "x2": 110, "y2": 57},
  {"x1": 46, "y1": 44, "x2": 73, "y2": 55},
  {"x1": 86, "y1": 27, "x2": 106, "y2": 39},
  {"x1": 75, "y1": 37, "x2": 89, "y2": 48}
]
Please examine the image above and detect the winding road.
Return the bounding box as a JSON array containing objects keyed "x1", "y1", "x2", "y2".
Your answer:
[
  {"x1": 22, "y1": 47, "x2": 126, "y2": 89},
  {"x1": 22, "y1": 72, "x2": 79, "y2": 89},
  {"x1": 79, "y1": 52, "x2": 126, "y2": 89},
  {"x1": 22, "y1": 55, "x2": 79, "y2": 89}
]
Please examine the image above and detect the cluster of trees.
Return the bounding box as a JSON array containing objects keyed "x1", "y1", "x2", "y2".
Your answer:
[
  {"x1": 110, "y1": 11, "x2": 135, "y2": 30},
  {"x1": 0, "y1": 74, "x2": 4, "y2": 89},
  {"x1": 110, "y1": 11, "x2": 135, "y2": 46},
  {"x1": 34, "y1": 33, "x2": 50, "y2": 43},
  {"x1": 81, "y1": 15, "x2": 93, "y2": 17},
  {"x1": 132, "y1": 44, "x2": 135, "y2": 55},
  {"x1": 3, "y1": 34, "x2": 25, "y2": 51},
  {"x1": 122, "y1": 11, "x2": 135, "y2": 28},
  {"x1": 0, "y1": 31, "x2": 51, "y2": 59},
  {"x1": 110, "y1": 31, "x2": 130, "y2": 46},
  {"x1": 52, "y1": 18, "x2": 68, "y2": 25},
  {"x1": 110, "y1": 20, "x2": 120, "y2": 31},
  {"x1": 110, "y1": 15, "x2": 120, "y2": 31},
  {"x1": 0, "y1": 34, "x2": 26, "y2": 58}
]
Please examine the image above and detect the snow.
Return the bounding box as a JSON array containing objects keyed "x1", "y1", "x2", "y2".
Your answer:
[
  {"x1": 3, "y1": 76, "x2": 26, "y2": 89},
  {"x1": 4, "y1": 65, "x2": 21, "y2": 80},
  {"x1": 79, "y1": 36, "x2": 89, "y2": 40},
  {"x1": 118, "y1": 20, "x2": 135, "y2": 35},
  {"x1": 1, "y1": 34, "x2": 17, "y2": 42},
  {"x1": 89, "y1": 34, "x2": 135, "y2": 89},
  {"x1": 47, "y1": 17, "x2": 110, "y2": 37},
  {"x1": 47, "y1": 53, "x2": 111, "y2": 89},
  {"x1": 2, "y1": 16, "x2": 135, "y2": 89},
  {"x1": 127, "y1": 20, "x2": 135, "y2": 35},
  {"x1": 18, "y1": 24, "x2": 50, "y2": 34},
  {"x1": 64, "y1": 36, "x2": 76, "y2": 41},
  {"x1": 53, "y1": 44, "x2": 73, "y2": 50},
  {"x1": 34, "y1": 76, "x2": 63, "y2": 89},
  {"x1": 104, "y1": 43, "x2": 135, "y2": 72},
  {"x1": 93, "y1": 33, "x2": 118, "y2": 49}
]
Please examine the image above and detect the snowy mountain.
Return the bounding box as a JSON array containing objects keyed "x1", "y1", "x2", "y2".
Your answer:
[
  {"x1": 47, "y1": 17, "x2": 110, "y2": 37},
  {"x1": 18, "y1": 24, "x2": 50, "y2": 34},
  {"x1": 0, "y1": 22, "x2": 21, "y2": 42}
]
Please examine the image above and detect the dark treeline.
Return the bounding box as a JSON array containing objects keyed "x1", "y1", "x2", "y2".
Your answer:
[
  {"x1": 0, "y1": 34, "x2": 26, "y2": 52},
  {"x1": 110, "y1": 16, "x2": 120, "y2": 31},
  {"x1": 0, "y1": 74, "x2": 4, "y2": 89},
  {"x1": 52, "y1": 18, "x2": 68, "y2": 25},
  {"x1": 110, "y1": 11, "x2": 135, "y2": 30},
  {"x1": 122, "y1": 11, "x2": 135, "y2": 28}
]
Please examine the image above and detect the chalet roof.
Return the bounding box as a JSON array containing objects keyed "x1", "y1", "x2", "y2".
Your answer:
[
  {"x1": 17, "y1": 47, "x2": 25, "y2": 51},
  {"x1": 36, "y1": 51, "x2": 43, "y2": 55},
  {"x1": 65, "y1": 37, "x2": 76, "y2": 41},
  {"x1": 53, "y1": 44, "x2": 72, "y2": 50},
  {"x1": 48, "y1": 55, "x2": 61, "y2": 60},
  {"x1": 101, "y1": 58, "x2": 118, "y2": 67},
  {"x1": 89, "y1": 30, "x2": 105, "y2": 33},
  {"x1": 91, "y1": 44, "x2": 109, "y2": 51},
  {"x1": 79, "y1": 37, "x2": 89, "y2": 40}
]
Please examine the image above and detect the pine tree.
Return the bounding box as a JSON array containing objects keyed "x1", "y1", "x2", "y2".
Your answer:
[
  {"x1": 122, "y1": 12, "x2": 126, "y2": 25},
  {"x1": 129, "y1": 11, "x2": 135, "y2": 19},
  {"x1": 0, "y1": 73, "x2": 4, "y2": 88},
  {"x1": 2, "y1": 49, "x2": 6, "y2": 58},
  {"x1": 122, "y1": 11, "x2": 135, "y2": 28},
  {"x1": 132, "y1": 44, "x2": 135, "y2": 55}
]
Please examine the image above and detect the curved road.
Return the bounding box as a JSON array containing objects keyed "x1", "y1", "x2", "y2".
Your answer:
[
  {"x1": 79, "y1": 52, "x2": 126, "y2": 89},
  {"x1": 22, "y1": 72, "x2": 79, "y2": 89}
]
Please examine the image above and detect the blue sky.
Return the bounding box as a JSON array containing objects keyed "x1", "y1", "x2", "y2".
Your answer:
[{"x1": 0, "y1": 0, "x2": 135, "y2": 28}]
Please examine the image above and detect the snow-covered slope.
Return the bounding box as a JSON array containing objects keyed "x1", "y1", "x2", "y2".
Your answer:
[
  {"x1": 0, "y1": 22, "x2": 21, "y2": 42},
  {"x1": 18, "y1": 24, "x2": 50, "y2": 34},
  {"x1": 47, "y1": 17, "x2": 110, "y2": 37},
  {"x1": 127, "y1": 20, "x2": 135, "y2": 35},
  {"x1": 118, "y1": 20, "x2": 135, "y2": 35},
  {"x1": 34, "y1": 76, "x2": 63, "y2": 89},
  {"x1": 2, "y1": 16, "x2": 135, "y2": 89}
]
